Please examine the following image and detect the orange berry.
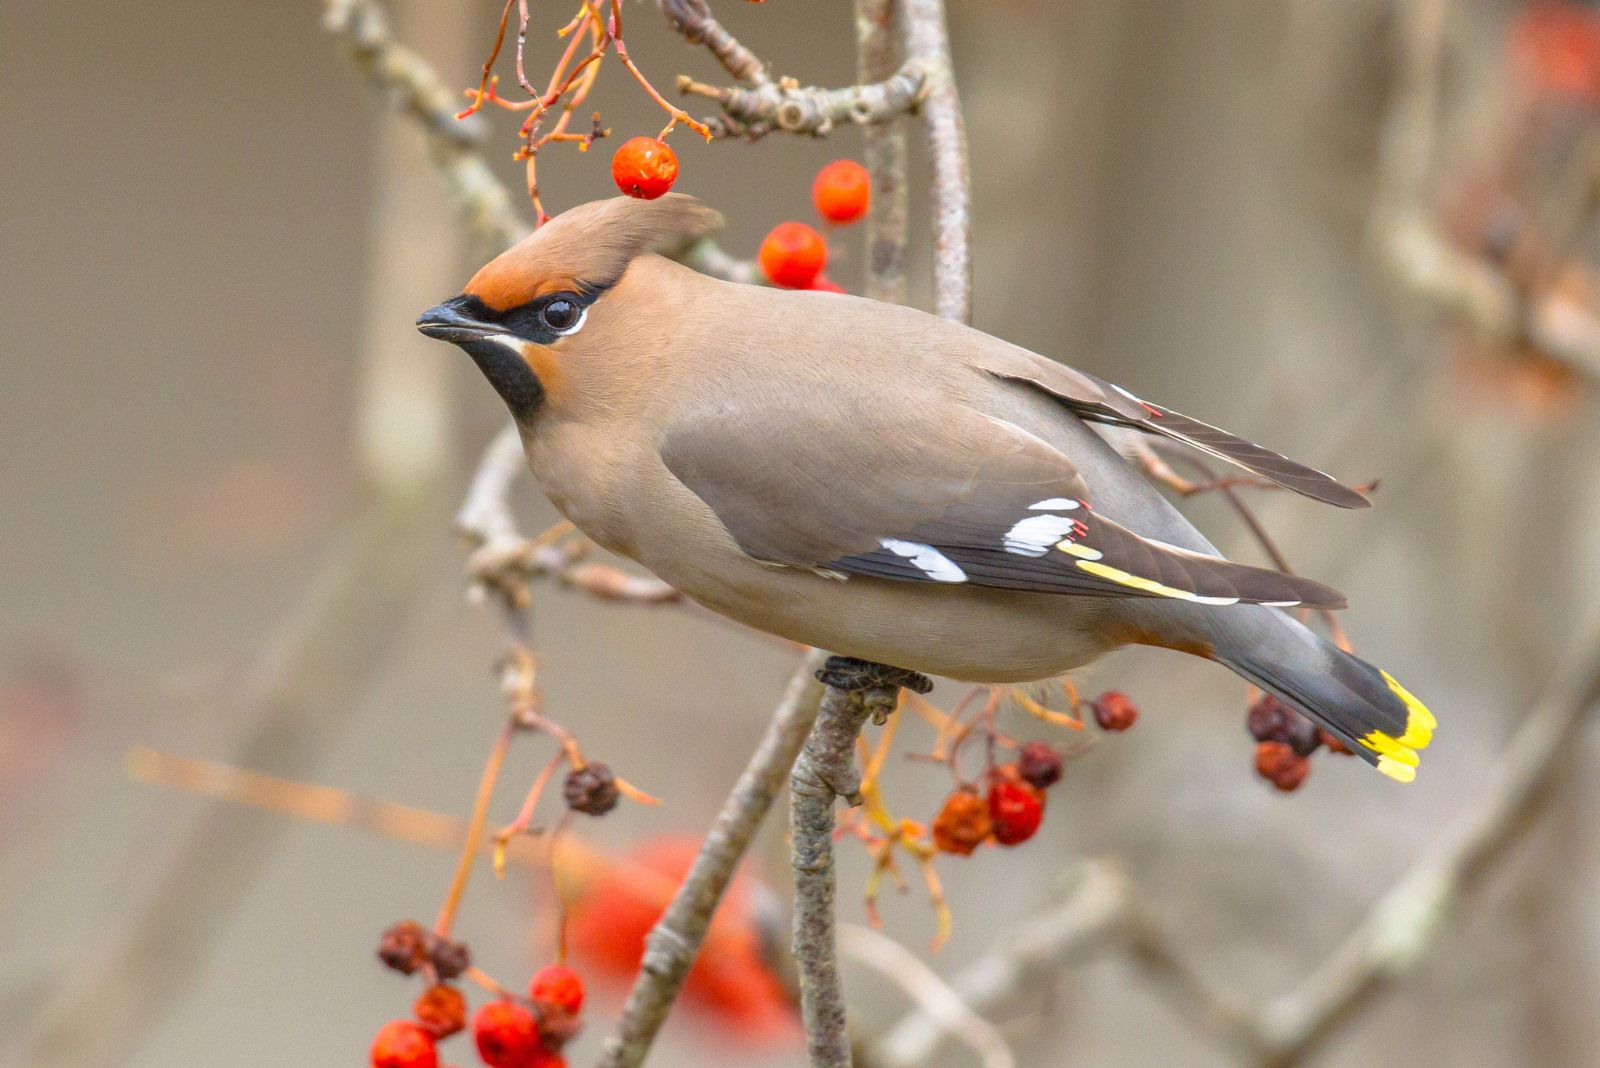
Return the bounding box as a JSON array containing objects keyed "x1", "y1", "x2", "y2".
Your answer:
[
  {"x1": 931, "y1": 787, "x2": 991, "y2": 855},
  {"x1": 812, "y1": 159, "x2": 871, "y2": 224},
  {"x1": 611, "y1": 137, "x2": 678, "y2": 200},
  {"x1": 411, "y1": 984, "x2": 466, "y2": 1039},
  {"x1": 529, "y1": 964, "x2": 585, "y2": 1015},
  {"x1": 807, "y1": 274, "x2": 847, "y2": 293},
  {"x1": 1255, "y1": 740, "x2": 1311, "y2": 792},
  {"x1": 758, "y1": 222, "x2": 827, "y2": 288},
  {"x1": 370, "y1": 1019, "x2": 438, "y2": 1068},
  {"x1": 987, "y1": 779, "x2": 1045, "y2": 846},
  {"x1": 473, "y1": 1000, "x2": 541, "y2": 1068}
]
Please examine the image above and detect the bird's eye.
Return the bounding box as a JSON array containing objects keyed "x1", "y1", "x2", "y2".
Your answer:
[{"x1": 539, "y1": 297, "x2": 585, "y2": 335}]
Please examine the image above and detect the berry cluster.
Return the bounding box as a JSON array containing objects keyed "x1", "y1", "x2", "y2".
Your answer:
[
  {"x1": 369, "y1": 963, "x2": 587, "y2": 1068},
  {"x1": 757, "y1": 159, "x2": 873, "y2": 291},
  {"x1": 1245, "y1": 693, "x2": 1350, "y2": 791}
]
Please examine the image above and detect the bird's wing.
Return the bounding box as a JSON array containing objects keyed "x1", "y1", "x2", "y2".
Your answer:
[
  {"x1": 972, "y1": 346, "x2": 1371, "y2": 509},
  {"x1": 660, "y1": 395, "x2": 1345, "y2": 609}
]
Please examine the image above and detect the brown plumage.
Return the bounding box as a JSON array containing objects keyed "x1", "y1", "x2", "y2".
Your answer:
[{"x1": 418, "y1": 195, "x2": 1435, "y2": 781}]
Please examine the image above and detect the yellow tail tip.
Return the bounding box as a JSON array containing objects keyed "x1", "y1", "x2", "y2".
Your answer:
[{"x1": 1377, "y1": 756, "x2": 1417, "y2": 783}]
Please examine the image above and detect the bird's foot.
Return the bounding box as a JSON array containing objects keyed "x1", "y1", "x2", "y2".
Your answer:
[{"x1": 816, "y1": 656, "x2": 933, "y2": 695}]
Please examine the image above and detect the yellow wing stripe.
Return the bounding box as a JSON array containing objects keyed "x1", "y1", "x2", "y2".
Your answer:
[
  {"x1": 1068, "y1": 557, "x2": 1241, "y2": 606},
  {"x1": 1360, "y1": 673, "x2": 1436, "y2": 783}
]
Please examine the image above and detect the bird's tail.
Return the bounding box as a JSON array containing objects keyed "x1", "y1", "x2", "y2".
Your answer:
[{"x1": 1211, "y1": 611, "x2": 1435, "y2": 782}]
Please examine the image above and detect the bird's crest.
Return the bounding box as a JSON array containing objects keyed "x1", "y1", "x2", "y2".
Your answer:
[{"x1": 466, "y1": 194, "x2": 724, "y2": 311}]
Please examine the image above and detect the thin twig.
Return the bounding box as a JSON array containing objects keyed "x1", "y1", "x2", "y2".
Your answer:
[
  {"x1": 839, "y1": 923, "x2": 1015, "y2": 1068},
  {"x1": 597, "y1": 648, "x2": 828, "y2": 1068},
  {"x1": 902, "y1": 0, "x2": 971, "y2": 323}
]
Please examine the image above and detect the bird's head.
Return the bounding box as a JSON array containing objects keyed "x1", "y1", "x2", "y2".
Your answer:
[{"x1": 416, "y1": 194, "x2": 723, "y2": 418}]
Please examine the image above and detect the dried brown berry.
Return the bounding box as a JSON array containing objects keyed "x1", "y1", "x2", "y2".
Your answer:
[
  {"x1": 1246, "y1": 694, "x2": 1320, "y2": 756},
  {"x1": 1091, "y1": 691, "x2": 1139, "y2": 732},
  {"x1": 412, "y1": 984, "x2": 467, "y2": 1039},
  {"x1": 1017, "y1": 741, "x2": 1064, "y2": 789},
  {"x1": 1255, "y1": 740, "x2": 1311, "y2": 792},
  {"x1": 429, "y1": 935, "x2": 471, "y2": 980},
  {"x1": 378, "y1": 920, "x2": 429, "y2": 975},
  {"x1": 564, "y1": 763, "x2": 620, "y2": 816},
  {"x1": 931, "y1": 787, "x2": 991, "y2": 855},
  {"x1": 1319, "y1": 729, "x2": 1352, "y2": 755}
]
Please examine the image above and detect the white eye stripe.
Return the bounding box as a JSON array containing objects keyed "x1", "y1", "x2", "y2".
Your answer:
[{"x1": 485, "y1": 333, "x2": 527, "y2": 354}]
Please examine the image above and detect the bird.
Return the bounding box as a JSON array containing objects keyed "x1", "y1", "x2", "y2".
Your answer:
[{"x1": 417, "y1": 194, "x2": 1434, "y2": 782}]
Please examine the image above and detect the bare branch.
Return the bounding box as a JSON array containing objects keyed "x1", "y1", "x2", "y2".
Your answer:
[
  {"x1": 678, "y1": 65, "x2": 930, "y2": 140},
  {"x1": 902, "y1": 0, "x2": 971, "y2": 322},
  {"x1": 598, "y1": 648, "x2": 828, "y2": 1068},
  {"x1": 839, "y1": 923, "x2": 1015, "y2": 1068},
  {"x1": 659, "y1": 0, "x2": 770, "y2": 87},
  {"x1": 857, "y1": 0, "x2": 910, "y2": 304}
]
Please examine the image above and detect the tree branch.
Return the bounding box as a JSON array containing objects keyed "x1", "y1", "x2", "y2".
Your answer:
[
  {"x1": 902, "y1": 0, "x2": 971, "y2": 323},
  {"x1": 597, "y1": 649, "x2": 828, "y2": 1068},
  {"x1": 857, "y1": 0, "x2": 910, "y2": 304}
]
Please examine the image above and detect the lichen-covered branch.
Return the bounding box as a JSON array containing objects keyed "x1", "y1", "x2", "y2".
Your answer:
[
  {"x1": 857, "y1": 0, "x2": 910, "y2": 304},
  {"x1": 597, "y1": 648, "x2": 828, "y2": 1068},
  {"x1": 677, "y1": 64, "x2": 931, "y2": 139},
  {"x1": 902, "y1": 0, "x2": 971, "y2": 323}
]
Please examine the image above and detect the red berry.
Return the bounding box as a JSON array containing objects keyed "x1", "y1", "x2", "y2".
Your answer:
[
  {"x1": 987, "y1": 779, "x2": 1045, "y2": 846},
  {"x1": 1245, "y1": 694, "x2": 1320, "y2": 756},
  {"x1": 808, "y1": 274, "x2": 847, "y2": 293},
  {"x1": 758, "y1": 222, "x2": 827, "y2": 288},
  {"x1": 812, "y1": 159, "x2": 871, "y2": 224},
  {"x1": 530, "y1": 1055, "x2": 569, "y2": 1068},
  {"x1": 930, "y1": 787, "x2": 991, "y2": 855},
  {"x1": 529, "y1": 964, "x2": 585, "y2": 1015},
  {"x1": 371, "y1": 1019, "x2": 438, "y2": 1068},
  {"x1": 473, "y1": 1000, "x2": 541, "y2": 1068},
  {"x1": 1091, "y1": 691, "x2": 1138, "y2": 732},
  {"x1": 611, "y1": 137, "x2": 678, "y2": 200},
  {"x1": 1255, "y1": 740, "x2": 1311, "y2": 792}
]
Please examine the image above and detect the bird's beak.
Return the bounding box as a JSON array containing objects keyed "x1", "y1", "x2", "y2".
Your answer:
[{"x1": 416, "y1": 297, "x2": 503, "y2": 344}]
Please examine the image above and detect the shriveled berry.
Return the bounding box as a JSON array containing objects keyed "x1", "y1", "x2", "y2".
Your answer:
[
  {"x1": 429, "y1": 935, "x2": 471, "y2": 981},
  {"x1": 529, "y1": 963, "x2": 586, "y2": 1015},
  {"x1": 1255, "y1": 740, "x2": 1311, "y2": 792},
  {"x1": 473, "y1": 1000, "x2": 541, "y2": 1067},
  {"x1": 812, "y1": 159, "x2": 871, "y2": 224},
  {"x1": 564, "y1": 764, "x2": 620, "y2": 816},
  {"x1": 987, "y1": 779, "x2": 1045, "y2": 846},
  {"x1": 412, "y1": 984, "x2": 466, "y2": 1039},
  {"x1": 758, "y1": 222, "x2": 827, "y2": 288},
  {"x1": 371, "y1": 1019, "x2": 438, "y2": 1068},
  {"x1": 1017, "y1": 741, "x2": 1063, "y2": 789},
  {"x1": 611, "y1": 137, "x2": 678, "y2": 200},
  {"x1": 377, "y1": 920, "x2": 429, "y2": 975},
  {"x1": 1246, "y1": 694, "x2": 1320, "y2": 757},
  {"x1": 930, "y1": 787, "x2": 991, "y2": 855},
  {"x1": 1091, "y1": 691, "x2": 1138, "y2": 732}
]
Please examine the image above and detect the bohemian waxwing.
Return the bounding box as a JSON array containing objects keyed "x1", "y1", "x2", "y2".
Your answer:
[{"x1": 417, "y1": 195, "x2": 1434, "y2": 782}]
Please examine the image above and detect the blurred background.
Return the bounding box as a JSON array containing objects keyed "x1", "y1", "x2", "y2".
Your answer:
[{"x1": 4, "y1": 0, "x2": 1600, "y2": 1065}]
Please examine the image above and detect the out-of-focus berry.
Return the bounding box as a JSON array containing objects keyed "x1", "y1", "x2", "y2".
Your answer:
[
  {"x1": 412, "y1": 984, "x2": 467, "y2": 1039},
  {"x1": 812, "y1": 159, "x2": 871, "y2": 223},
  {"x1": 377, "y1": 920, "x2": 429, "y2": 975},
  {"x1": 1017, "y1": 741, "x2": 1064, "y2": 789},
  {"x1": 529, "y1": 964, "x2": 586, "y2": 1015},
  {"x1": 807, "y1": 274, "x2": 847, "y2": 293},
  {"x1": 611, "y1": 137, "x2": 678, "y2": 200},
  {"x1": 429, "y1": 936, "x2": 470, "y2": 981},
  {"x1": 473, "y1": 1000, "x2": 541, "y2": 1068},
  {"x1": 987, "y1": 779, "x2": 1045, "y2": 846},
  {"x1": 1246, "y1": 694, "x2": 1321, "y2": 757},
  {"x1": 759, "y1": 222, "x2": 827, "y2": 288},
  {"x1": 931, "y1": 787, "x2": 991, "y2": 855},
  {"x1": 1091, "y1": 691, "x2": 1138, "y2": 732},
  {"x1": 1255, "y1": 740, "x2": 1311, "y2": 792},
  {"x1": 370, "y1": 1019, "x2": 438, "y2": 1068},
  {"x1": 564, "y1": 763, "x2": 620, "y2": 816},
  {"x1": 1319, "y1": 729, "x2": 1352, "y2": 755}
]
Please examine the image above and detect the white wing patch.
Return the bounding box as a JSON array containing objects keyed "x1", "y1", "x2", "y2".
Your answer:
[
  {"x1": 1027, "y1": 497, "x2": 1081, "y2": 511},
  {"x1": 879, "y1": 538, "x2": 968, "y2": 583},
  {"x1": 1003, "y1": 515, "x2": 1081, "y2": 557}
]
